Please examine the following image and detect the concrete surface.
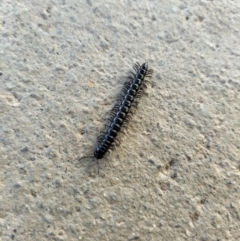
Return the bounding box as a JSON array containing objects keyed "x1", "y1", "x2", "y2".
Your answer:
[{"x1": 0, "y1": 0, "x2": 240, "y2": 240}]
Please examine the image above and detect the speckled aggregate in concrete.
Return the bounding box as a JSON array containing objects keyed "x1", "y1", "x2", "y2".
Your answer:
[{"x1": 0, "y1": 0, "x2": 240, "y2": 240}]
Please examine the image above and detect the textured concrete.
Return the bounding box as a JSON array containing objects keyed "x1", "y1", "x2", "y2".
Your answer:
[{"x1": 0, "y1": 0, "x2": 240, "y2": 240}]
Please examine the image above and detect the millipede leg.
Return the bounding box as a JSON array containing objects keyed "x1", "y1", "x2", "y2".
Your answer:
[
  {"x1": 127, "y1": 76, "x2": 134, "y2": 81},
  {"x1": 97, "y1": 159, "x2": 100, "y2": 174},
  {"x1": 134, "y1": 62, "x2": 140, "y2": 72},
  {"x1": 114, "y1": 139, "x2": 121, "y2": 146}
]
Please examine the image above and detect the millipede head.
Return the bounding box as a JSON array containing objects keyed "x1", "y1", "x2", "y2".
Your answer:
[
  {"x1": 94, "y1": 148, "x2": 105, "y2": 160},
  {"x1": 143, "y1": 62, "x2": 148, "y2": 67}
]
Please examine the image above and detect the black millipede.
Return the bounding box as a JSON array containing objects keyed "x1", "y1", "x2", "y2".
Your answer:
[{"x1": 79, "y1": 62, "x2": 153, "y2": 173}]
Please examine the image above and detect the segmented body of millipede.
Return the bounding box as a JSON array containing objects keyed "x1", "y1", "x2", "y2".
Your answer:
[{"x1": 80, "y1": 62, "x2": 153, "y2": 173}]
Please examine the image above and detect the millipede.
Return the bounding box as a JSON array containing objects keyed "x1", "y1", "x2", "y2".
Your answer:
[{"x1": 79, "y1": 62, "x2": 153, "y2": 173}]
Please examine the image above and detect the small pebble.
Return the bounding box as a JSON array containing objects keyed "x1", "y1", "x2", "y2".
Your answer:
[{"x1": 21, "y1": 146, "x2": 28, "y2": 152}]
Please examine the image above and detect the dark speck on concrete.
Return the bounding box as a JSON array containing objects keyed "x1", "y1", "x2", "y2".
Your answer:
[{"x1": 21, "y1": 146, "x2": 28, "y2": 152}]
